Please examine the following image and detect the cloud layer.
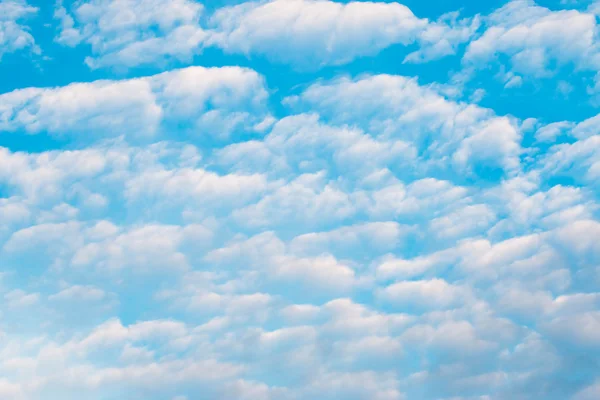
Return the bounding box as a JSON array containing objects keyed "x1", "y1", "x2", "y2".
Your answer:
[{"x1": 1, "y1": 1, "x2": 599, "y2": 400}]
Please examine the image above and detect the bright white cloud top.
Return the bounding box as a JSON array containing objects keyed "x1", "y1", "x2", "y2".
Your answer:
[{"x1": 0, "y1": 0, "x2": 599, "y2": 399}]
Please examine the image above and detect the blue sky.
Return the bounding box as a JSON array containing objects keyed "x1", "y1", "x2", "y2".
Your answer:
[{"x1": 0, "y1": 0, "x2": 599, "y2": 399}]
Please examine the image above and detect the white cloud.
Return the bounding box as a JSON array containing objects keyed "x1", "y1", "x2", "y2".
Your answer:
[
  {"x1": 0, "y1": 379, "x2": 23, "y2": 400},
  {"x1": 543, "y1": 311, "x2": 600, "y2": 348},
  {"x1": 365, "y1": 178, "x2": 470, "y2": 220},
  {"x1": 48, "y1": 285, "x2": 108, "y2": 302},
  {"x1": 376, "y1": 219, "x2": 600, "y2": 288},
  {"x1": 208, "y1": 0, "x2": 425, "y2": 69},
  {"x1": 376, "y1": 248, "x2": 457, "y2": 281},
  {"x1": 272, "y1": 254, "x2": 356, "y2": 292},
  {"x1": 0, "y1": 318, "x2": 244, "y2": 399},
  {"x1": 321, "y1": 298, "x2": 412, "y2": 338},
  {"x1": 484, "y1": 178, "x2": 596, "y2": 235},
  {"x1": 205, "y1": 231, "x2": 359, "y2": 294},
  {"x1": 462, "y1": 0, "x2": 600, "y2": 86},
  {"x1": 209, "y1": 0, "x2": 481, "y2": 69},
  {"x1": 0, "y1": 145, "x2": 112, "y2": 202},
  {"x1": 401, "y1": 320, "x2": 495, "y2": 358},
  {"x1": 0, "y1": 197, "x2": 31, "y2": 237},
  {"x1": 3, "y1": 221, "x2": 84, "y2": 255},
  {"x1": 3, "y1": 4, "x2": 600, "y2": 397},
  {"x1": 301, "y1": 370, "x2": 403, "y2": 400},
  {"x1": 0, "y1": 0, "x2": 39, "y2": 60},
  {"x1": 217, "y1": 113, "x2": 417, "y2": 179},
  {"x1": 4, "y1": 289, "x2": 40, "y2": 308},
  {"x1": 541, "y1": 135, "x2": 600, "y2": 189},
  {"x1": 404, "y1": 11, "x2": 480, "y2": 64},
  {"x1": 429, "y1": 204, "x2": 496, "y2": 240},
  {"x1": 289, "y1": 221, "x2": 409, "y2": 258},
  {"x1": 124, "y1": 166, "x2": 269, "y2": 212},
  {"x1": 1, "y1": 218, "x2": 214, "y2": 276},
  {"x1": 0, "y1": 66, "x2": 269, "y2": 141},
  {"x1": 0, "y1": 141, "x2": 275, "y2": 229},
  {"x1": 378, "y1": 279, "x2": 468, "y2": 310},
  {"x1": 287, "y1": 74, "x2": 522, "y2": 177},
  {"x1": 231, "y1": 171, "x2": 357, "y2": 229},
  {"x1": 535, "y1": 121, "x2": 574, "y2": 142},
  {"x1": 54, "y1": 0, "x2": 478, "y2": 70},
  {"x1": 574, "y1": 380, "x2": 600, "y2": 400},
  {"x1": 55, "y1": 0, "x2": 206, "y2": 69},
  {"x1": 70, "y1": 223, "x2": 212, "y2": 273}
]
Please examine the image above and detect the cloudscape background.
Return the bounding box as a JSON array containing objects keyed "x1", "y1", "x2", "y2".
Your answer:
[{"x1": 1, "y1": 0, "x2": 599, "y2": 399}]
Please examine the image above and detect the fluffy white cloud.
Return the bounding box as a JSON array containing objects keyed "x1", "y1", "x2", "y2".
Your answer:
[
  {"x1": 0, "y1": 318, "x2": 246, "y2": 399},
  {"x1": 462, "y1": 0, "x2": 600, "y2": 88},
  {"x1": 287, "y1": 74, "x2": 522, "y2": 178},
  {"x1": 70, "y1": 223, "x2": 213, "y2": 272},
  {"x1": 54, "y1": 0, "x2": 478, "y2": 70},
  {"x1": 376, "y1": 219, "x2": 600, "y2": 288},
  {"x1": 1, "y1": 219, "x2": 215, "y2": 275},
  {"x1": 208, "y1": 0, "x2": 427, "y2": 68},
  {"x1": 404, "y1": 11, "x2": 480, "y2": 64},
  {"x1": 289, "y1": 221, "x2": 409, "y2": 258},
  {"x1": 204, "y1": 231, "x2": 359, "y2": 294},
  {"x1": 541, "y1": 135, "x2": 600, "y2": 190},
  {"x1": 3, "y1": 5, "x2": 600, "y2": 397},
  {"x1": 124, "y1": 166, "x2": 269, "y2": 213},
  {"x1": 217, "y1": 113, "x2": 417, "y2": 179},
  {"x1": 0, "y1": 146, "x2": 112, "y2": 201},
  {"x1": 208, "y1": 0, "x2": 480, "y2": 69},
  {"x1": 543, "y1": 312, "x2": 600, "y2": 348},
  {"x1": 4, "y1": 288, "x2": 40, "y2": 308},
  {"x1": 0, "y1": 0, "x2": 39, "y2": 60},
  {"x1": 55, "y1": 0, "x2": 206, "y2": 69},
  {"x1": 231, "y1": 171, "x2": 357, "y2": 229},
  {"x1": 0, "y1": 66, "x2": 269, "y2": 141},
  {"x1": 428, "y1": 204, "x2": 496, "y2": 240},
  {"x1": 48, "y1": 284, "x2": 110, "y2": 302},
  {"x1": 378, "y1": 279, "x2": 469, "y2": 310}
]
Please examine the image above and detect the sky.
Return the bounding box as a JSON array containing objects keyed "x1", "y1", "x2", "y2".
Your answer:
[{"x1": 0, "y1": 0, "x2": 599, "y2": 399}]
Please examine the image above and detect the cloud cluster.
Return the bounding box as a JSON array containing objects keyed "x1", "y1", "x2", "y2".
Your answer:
[
  {"x1": 31, "y1": 0, "x2": 600, "y2": 98},
  {"x1": 0, "y1": 0, "x2": 39, "y2": 59},
  {"x1": 286, "y1": 75, "x2": 522, "y2": 178},
  {"x1": 55, "y1": 0, "x2": 206, "y2": 69},
  {"x1": 54, "y1": 0, "x2": 478, "y2": 70},
  {"x1": 0, "y1": 65, "x2": 270, "y2": 140},
  {"x1": 1, "y1": 1, "x2": 600, "y2": 400},
  {"x1": 1, "y1": 62, "x2": 599, "y2": 399},
  {"x1": 460, "y1": 0, "x2": 600, "y2": 91}
]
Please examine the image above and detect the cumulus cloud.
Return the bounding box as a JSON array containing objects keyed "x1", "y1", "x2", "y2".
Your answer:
[
  {"x1": 54, "y1": 0, "x2": 478, "y2": 70},
  {"x1": 217, "y1": 113, "x2": 417, "y2": 179},
  {"x1": 461, "y1": 0, "x2": 600, "y2": 90},
  {"x1": 541, "y1": 135, "x2": 600, "y2": 191},
  {"x1": 48, "y1": 284, "x2": 110, "y2": 302},
  {"x1": 55, "y1": 0, "x2": 207, "y2": 69},
  {"x1": 204, "y1": 231, "x2": 360, "y2": 295},
  {"x1": 0, "y1": 0, "x2": 39, "y2": 60},
  {"x1": 208, "y1": 0, "x2": 427, "y2": 68},
  {"x1": 0, "y1": 65, "x2": 269, "y2": 141},
  {"x1": 378, "y1": 279, "x2": 469, "y2": 310},
  {"x1": 2, "y1": 3, "x2": 600, "y2": 398},
  {"x1": 289, "y1": 221, "x2": 409, "y2": 258},
  {"x1": 213, "y1": 0, "x2": 478, "y2": 69},
  {"x1": 1, "y1": 219, "x2": 215, "y2": 275},
  {"x1": 404, "y1": 11, "x2": 481, "y2": 64},
  {"x1": 286, "y1": 74, "x2": 522, "y2": 178}
]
